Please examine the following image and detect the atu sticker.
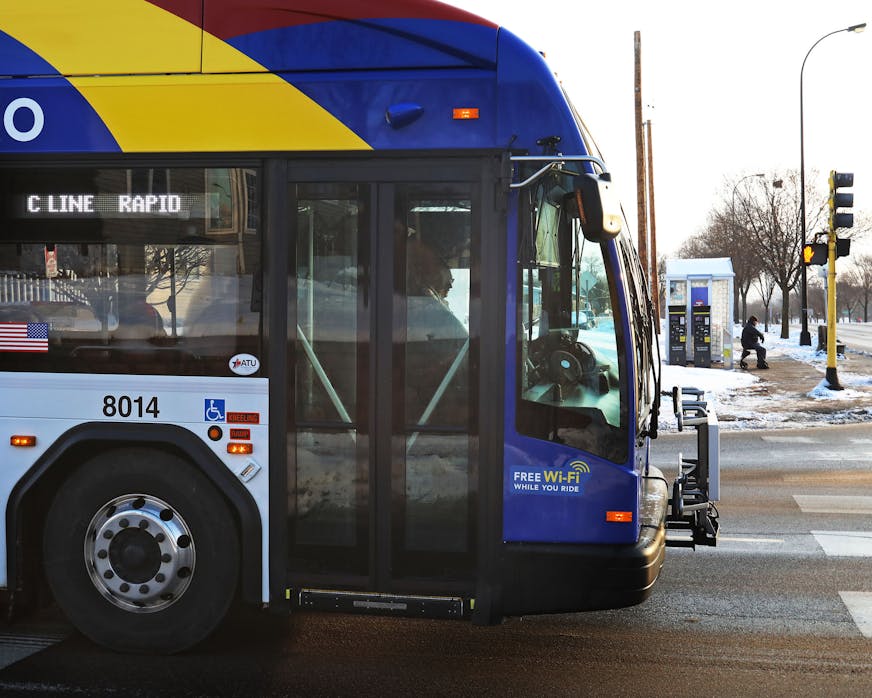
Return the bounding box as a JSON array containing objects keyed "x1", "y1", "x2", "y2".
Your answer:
[{"x1": 229, "y1": 353, "x2": 260, "y2": 376}]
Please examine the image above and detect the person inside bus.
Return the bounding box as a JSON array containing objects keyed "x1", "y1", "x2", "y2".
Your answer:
[
  {"x1": 406, "y1": 233, "x2": 454, "y2": 304},
  {"x1": 740, "y1": 315, "x2": 768, "y2": 369},
  {"x1": 404, "y1": 227, "x2": 467, "y2": 425}
]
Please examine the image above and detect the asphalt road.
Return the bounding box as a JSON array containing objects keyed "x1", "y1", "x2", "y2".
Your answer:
[
  {"x1": 1, "y1": 424, "x2": 871, "y2": 696},
  {"x1": 791, "y1": 321, "x2": 872, "y2": 354},
  {"x1": 831, "y1": 323, "x2": 872, "y2": 354}
]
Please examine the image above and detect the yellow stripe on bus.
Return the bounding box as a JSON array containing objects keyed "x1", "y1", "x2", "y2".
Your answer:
[
  {"x1": 70, "y1": 73, "x2": 371, "y2": 152},
  {"x1": 2, "y1": 0, "x2": 201, "y2": 74},
  {"x1": 6, "y1": 4, "x2": 370, "y2": 152}
]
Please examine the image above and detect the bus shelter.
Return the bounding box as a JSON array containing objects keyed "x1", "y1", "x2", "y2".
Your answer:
[{"x1": 665, "y1": 258, "x2": 735, "y2": 369}]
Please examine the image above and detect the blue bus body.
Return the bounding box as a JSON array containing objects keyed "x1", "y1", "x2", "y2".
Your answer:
[{"x1": 0, "y1": 1, "x2": 714, "y2": 652}]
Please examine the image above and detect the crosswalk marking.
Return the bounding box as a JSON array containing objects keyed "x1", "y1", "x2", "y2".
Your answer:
[
  {"x1": 815, "y1": 453, "x2": 872, "y2": 462},
  {"x1": 793, "y1": 495, "x2": 872, "y2": 514},
  {"x1": 796, "y1": 492, "x2": 872, "y2": 637},
  {"x1": 811, "y1": 530, "x2": 872, "y2": 557},
  {"x1": 761, "y1": 436, "x2": 818, "y2": 443},
  {"x1": 839, "y1": 592, "x2": 872, "y2": 638}
]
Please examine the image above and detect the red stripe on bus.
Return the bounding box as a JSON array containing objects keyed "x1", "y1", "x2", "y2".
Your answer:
[{"x1": 148, "y1": 0, "x2": 496, "y2": 41}]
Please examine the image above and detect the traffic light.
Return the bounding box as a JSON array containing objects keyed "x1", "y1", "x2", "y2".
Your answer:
[
  {"x1": 803, "y1": 242, "x2": 827, "y2": 266},
  {"x1": 828, "y1": 171, "x2": 854, "y2": 230}
]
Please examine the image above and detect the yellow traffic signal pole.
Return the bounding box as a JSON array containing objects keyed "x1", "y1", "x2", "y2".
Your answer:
[
  {"x1": 825, "y1": 225, "x2": 842, "y2": 389},
  {"x1": 825, "y1": 169, "x2": 854, "y2": 390}
]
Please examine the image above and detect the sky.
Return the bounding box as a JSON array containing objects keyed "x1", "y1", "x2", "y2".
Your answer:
[{"x1": 443, "y1": 1, "x2": 872, "y2": 257}]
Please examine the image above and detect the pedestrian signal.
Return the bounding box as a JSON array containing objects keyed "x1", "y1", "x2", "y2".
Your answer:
[{"x1": 802, "y1": 243, "x2": 827, "y2": 266}]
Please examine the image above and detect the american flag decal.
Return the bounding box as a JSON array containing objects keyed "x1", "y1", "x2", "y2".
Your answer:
[{"x1": 0, "y1": 322, "x2": 49, "y2": 352}]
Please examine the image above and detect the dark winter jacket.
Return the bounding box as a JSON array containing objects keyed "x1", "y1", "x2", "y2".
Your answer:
[{"x1": 741, "y1": 322, "x2": 764, "y2": 349}]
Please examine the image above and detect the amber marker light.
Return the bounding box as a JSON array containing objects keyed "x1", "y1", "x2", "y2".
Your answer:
[
  {"x1": 10, "y1": 435, "x2": 37, "y2": 447},
  {"x1": 207, "y1": 425, "x2": 223, "y2": 441},
  {"x1": 227, "y1": 442, "x2": 253, "y2": 455},
  {"x1": 452, "y1": 107, "x2": 479, "y2": 120},
  {"x1": 606, "y1": 511, "x2": 633, "y2": 523}
]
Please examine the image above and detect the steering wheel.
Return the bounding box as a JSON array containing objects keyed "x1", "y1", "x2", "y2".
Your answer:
[{"x1": 547, "y1": 342, "x2": 597, "y2": 385}]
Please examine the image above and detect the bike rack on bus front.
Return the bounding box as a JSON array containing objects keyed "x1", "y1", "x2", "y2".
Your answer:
[{"x1": 665, "y1": 385, "x2": 720, "y2": 548}]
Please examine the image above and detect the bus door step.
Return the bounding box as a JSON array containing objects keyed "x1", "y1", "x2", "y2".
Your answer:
[{"x1": 296, "y1": 589, "x2": 467, "y2": 619}]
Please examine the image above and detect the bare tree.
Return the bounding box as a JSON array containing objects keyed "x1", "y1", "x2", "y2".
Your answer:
[
  {"x1": 846, "y1": 254, "x2": 872, "y2": 322},
  {"x1": 753, "y1": 272, "x2": 777, "y2": 332},
  {"x1": 733, "y1": 171, "x2": 826, "y2": 338}
]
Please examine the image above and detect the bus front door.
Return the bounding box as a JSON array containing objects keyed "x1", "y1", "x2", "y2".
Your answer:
[{"x1": 288, "y1": 166, "x2": 480, "y2": 604}]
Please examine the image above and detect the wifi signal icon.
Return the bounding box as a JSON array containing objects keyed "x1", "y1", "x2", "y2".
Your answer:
[{"x1": 570, "y1": 460, "x2": 590, "y2": 474}]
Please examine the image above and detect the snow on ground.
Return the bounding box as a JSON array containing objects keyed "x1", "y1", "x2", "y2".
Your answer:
[{"x1": 658, "y1": 326, "x2": 872, "y2": 431}]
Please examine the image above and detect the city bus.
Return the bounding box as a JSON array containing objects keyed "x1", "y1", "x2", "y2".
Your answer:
[{"x1": 0, "y1": 0, "x2": 717, "y2": 652}]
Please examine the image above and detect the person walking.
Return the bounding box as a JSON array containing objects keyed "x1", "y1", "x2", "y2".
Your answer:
[{"x1": 740, "y1": 315, "x2": 768, "y2": 369}]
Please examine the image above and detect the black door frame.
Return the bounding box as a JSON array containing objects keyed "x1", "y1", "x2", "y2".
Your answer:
[{"x1": 275, "y1": 153, "x2": 507, "y2": 609}]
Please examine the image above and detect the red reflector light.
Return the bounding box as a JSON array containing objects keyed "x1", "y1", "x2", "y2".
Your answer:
[
  {"x1": 453, "y1": 107, "x2": 479, "y2": 120},
  {"x1": 227, "y1": 442, "x2": 253, "y2": 455},
  {"x1": 10, "y1": 435, "x2": 37, "y2": 447},
  {"x1": 606, "y1": 511, "x2": 633, "y2": 523}
]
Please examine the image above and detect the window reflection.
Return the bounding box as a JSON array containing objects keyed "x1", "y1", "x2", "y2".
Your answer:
[{"x1": 0, "y1": 167, "x2": 261, "y2": 376}]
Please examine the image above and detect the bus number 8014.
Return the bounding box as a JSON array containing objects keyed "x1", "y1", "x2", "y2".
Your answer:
[{"x1": 102, "y1": 395, "x2": 160, "y2": 419}]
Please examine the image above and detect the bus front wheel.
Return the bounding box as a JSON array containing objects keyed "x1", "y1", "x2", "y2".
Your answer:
[{"x1": 43, "y1": 449, "x2": 239, "y2": 653}]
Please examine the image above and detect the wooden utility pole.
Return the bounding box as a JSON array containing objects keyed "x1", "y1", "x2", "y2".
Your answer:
[
  {"x1": 646, "y1": 119, "x2": 660, "y2": 331},
  {"x1": 634, "y1": 31, "x2": 649, "y2": 281}
]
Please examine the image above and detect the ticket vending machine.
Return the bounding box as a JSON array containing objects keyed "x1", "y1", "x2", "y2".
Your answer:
[
  {"x1": 691, "y1": 305, "x2": 711, "y2": 367},
  {"x1": 668, "y1": 305, "x2": 687, "y2": 366}
]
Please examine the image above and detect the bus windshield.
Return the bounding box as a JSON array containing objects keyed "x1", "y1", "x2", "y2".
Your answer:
[{"x1": 517, "y1": 177, "x2": 628, "y2": 463}]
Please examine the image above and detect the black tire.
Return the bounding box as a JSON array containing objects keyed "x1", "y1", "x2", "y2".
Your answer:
[{"x1": 43, "y1": 448, "x2": 239, "y2": 653}]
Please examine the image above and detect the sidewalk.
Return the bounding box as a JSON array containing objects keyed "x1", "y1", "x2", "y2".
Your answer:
[{"x1": 718, "y1": 346, "x2": 872, "y2": 424}]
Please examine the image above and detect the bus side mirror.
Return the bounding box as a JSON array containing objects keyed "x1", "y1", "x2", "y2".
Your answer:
[{"x1": 572, "y1": 173, "x2": 622, "y2": 242}]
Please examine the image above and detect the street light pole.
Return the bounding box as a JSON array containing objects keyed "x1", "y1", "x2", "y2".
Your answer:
[
  {"x1": 799, "y1": 22, "x2": 866, "y2": 346},
  {"x1": 731, "y1": 172, "x2": 765, "y2": 212}
]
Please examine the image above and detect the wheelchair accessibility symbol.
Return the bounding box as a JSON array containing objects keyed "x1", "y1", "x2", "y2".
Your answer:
[{"x1": 204, "y1": 399, "x2": 225, "y2": 422}]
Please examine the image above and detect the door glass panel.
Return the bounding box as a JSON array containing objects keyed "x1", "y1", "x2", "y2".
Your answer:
[
  {"x1": 404, "y1": 433, "x2": 469, "y2": 553},
  {"x1": 292, "y1": 184, "x2": 367, "y2": 562},
  {"x1": 295, "y1": 429, "x2": 361, "y2": 548},
  {"x1": 400, "y1": 190, "x2": 471, "y2": 429},
  {"x1": 288, "y1": 174, "x2": 478, "y2": 586},
  {"x1": 395, "y1": 185, "x2": 475, "y2": 572}
]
